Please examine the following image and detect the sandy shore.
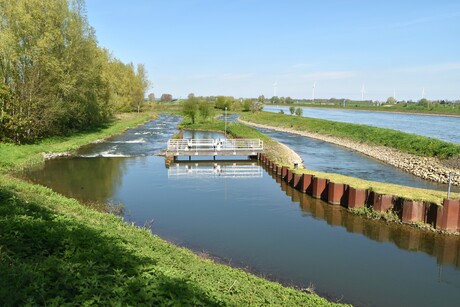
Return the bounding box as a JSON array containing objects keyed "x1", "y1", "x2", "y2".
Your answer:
[{"x1": 239, "y1": 119, "x2": 460, "y2": 186}]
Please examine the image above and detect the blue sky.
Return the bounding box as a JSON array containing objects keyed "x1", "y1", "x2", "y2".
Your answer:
[{"x1": 86, "y1": 0, "x2": 460, "y2": 101}]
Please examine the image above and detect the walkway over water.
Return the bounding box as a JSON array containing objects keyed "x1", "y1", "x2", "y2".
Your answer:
[{"x1": 166, "y1": 138, "x2": 263, "y2": 159}]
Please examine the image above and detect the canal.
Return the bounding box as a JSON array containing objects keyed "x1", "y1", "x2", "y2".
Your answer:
[{"x1": 22, "y1": 115, "x2": 460, "y2": 306}]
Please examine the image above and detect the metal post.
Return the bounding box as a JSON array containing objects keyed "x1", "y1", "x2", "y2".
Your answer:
[
  {"x1": 447, "y1": 172, "x2": 460, "y2": 200},
  {"x1": 224, "y1": 107, "x2": 227, "y2": 138}
]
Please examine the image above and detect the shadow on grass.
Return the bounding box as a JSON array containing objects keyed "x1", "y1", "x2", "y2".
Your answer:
[{"x1": 0, "y1": 187, "x2": 221, "y2": 306}]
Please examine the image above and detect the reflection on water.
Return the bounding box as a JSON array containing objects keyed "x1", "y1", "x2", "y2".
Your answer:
[
  {"x1": 168, "y1": 161, "x2": 263, "y2": 179},
  {"x1": 22, "y1": 157, "x2": 128, "y2": 203}
]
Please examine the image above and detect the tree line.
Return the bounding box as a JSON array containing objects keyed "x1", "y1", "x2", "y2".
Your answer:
[{"x1": 0, "y1": 0, "x2": 149, "y2": 143}]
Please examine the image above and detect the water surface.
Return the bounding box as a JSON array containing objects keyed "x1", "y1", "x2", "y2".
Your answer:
[{"x1": 264, "y1": 106, "x2": 460, "y2": 144}]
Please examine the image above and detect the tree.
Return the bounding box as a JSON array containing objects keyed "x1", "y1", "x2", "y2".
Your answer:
[
  {"x1": 188, "y1": 93, "x2": 195, "y2": 100},
  {"x1": 270, "y1": 96, "x2": 279, "y2": 104},
  {"x1": 148, "y1": 93, "x2": 155, "y2": 102},
  {"x1": 289, "y1": 106, "x2": 295, "y2": 115},
  {"x1": 250, "y1": 100, "x2": 264, "y2": 113},
  {"x1": 215, "y1": 96, "x2": 232, "y2": 110},
  {"x1": 242, "y1": 99, "x2": 251, "y2": 112},
  {"x1": 257, "y1": 95, "x2": 265, "y2": 103},
  {"x1": 182, "y1": 99, "x2": 198, "y2": 124},
  {"x1": 0, "y1": 0, "x2": 150, "y2": 142},
  {"x1": 161, "y1": 93, "x2": 173, "y2": 102},
  {"x1": 418, "y1": 98, "x2": 431, "y2": 108},
  {"x1": 386, "y1": 96, "x2": 396, "y2": 104},
  {"x1": 295, "y1": 107, "x2": 303, "y2": 116},
  {"x1": 198, "y1": 101, "x2": 210, "y2": 121},
  {"x1": 285, "y1": 97, "x2": 293, "y2": 104}
]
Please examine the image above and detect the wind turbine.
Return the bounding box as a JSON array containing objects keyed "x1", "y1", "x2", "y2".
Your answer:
[
  {"x1": 361, "y1": 84, "x2": 365, "y2": 101},
  {"x1": 393, "y1": 88, "x2": 396, "y2": 101},
  {"x1": 273, "y1": 81, "x2": 278, "y2": 97},
  {"x1": 312, "y1": 81, "x2": 316, "y2": 101},
  {"x1": 422, "y1": 88, "x2": 425, "y2": 99}
]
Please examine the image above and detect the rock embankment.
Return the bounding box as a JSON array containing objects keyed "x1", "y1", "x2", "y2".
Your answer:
[{"x1": 240, "y1": 119, "x2": 460, "y2": 186}]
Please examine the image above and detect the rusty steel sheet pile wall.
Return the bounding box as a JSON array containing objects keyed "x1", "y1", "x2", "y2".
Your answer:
[{"x1": 258, "y1": 153, "x2": 460, "y2": 233}]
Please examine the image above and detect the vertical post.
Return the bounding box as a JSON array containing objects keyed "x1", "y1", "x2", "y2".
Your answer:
[
  {"x1": 224, "y1": 107, "x2": 227, "y2": 138},
  {"x1": 447, "y1": 172, "x2": 459, "y2": 200}
]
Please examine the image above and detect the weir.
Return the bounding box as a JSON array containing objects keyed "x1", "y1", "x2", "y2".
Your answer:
[{"x1": 165, "y1": 138, "x2": 263, "y2": 160}]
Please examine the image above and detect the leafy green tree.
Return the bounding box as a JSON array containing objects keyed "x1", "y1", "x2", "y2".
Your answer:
[
  {"x1": 0, "y1": 0, "x2": 150, "y2": 143},
  {"x1": 257, "y1": 95, "x2": 265, "y2": 103},
  {"x1": 270, "y1": 96, "x2": 279, "y2": 104},
  {"x1": 386, "y1": 96, "x2": 396, "y2": 104},
  {"x1": 295, "y1": 107, "x2": 303, "y2": 116},
  {"x1": 285, "y1": 97, "x2": 293, "y2": 104},
  {"x1": 198, "y1": 101, "x2": 210, "y2": 121},
  {"x1": 418, "y1": 98, "x2": 431, "y2": 108},
  {"x1": 289, "y1": 106, "x2": 295, "y2": 115},
  {"x1": 182, "y1": 99, "x2": 198, "y2": 124},
  {"x1": 215, "y1": 96, "x2": 233, "y2": 110},
  {"x1": 242, "y1": 99, "x2": 251, "y2": 112}
]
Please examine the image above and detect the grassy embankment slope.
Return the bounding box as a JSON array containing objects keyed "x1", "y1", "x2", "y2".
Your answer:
[
  {"x1": 0, "y1": 112, "x2": 340, "y2": 306},
  {"x1": 270, "y1": 102, "x2": 460, "y2": 116},
  {"x1": 243, "y1": 112, "x2": 460, "y2": 159},
  {"x1": 239, "y1": 112, "x2": 460, "y2": 204}
]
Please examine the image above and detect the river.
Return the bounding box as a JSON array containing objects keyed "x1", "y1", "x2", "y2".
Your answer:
[
  {"x1": 22, "y1": 115, "x2": 460, "y2": 307},
  {"x1": 264, "y1": 106, "x2": 460, "y2": 144}
]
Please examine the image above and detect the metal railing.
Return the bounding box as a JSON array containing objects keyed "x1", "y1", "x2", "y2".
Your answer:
[{"x1": 166, "y1": 138, "x2": 263, "y2": 153}]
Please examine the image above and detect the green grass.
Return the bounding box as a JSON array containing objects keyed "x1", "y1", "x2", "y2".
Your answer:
[
  {"x1": 241, "y1": 112, "x2": 460, "y2": 159},
  {"x1": 269, "y1": 102, "x2": 460, "y2": 116},
  {"x1": 0, "y1": 112, "x2": 341, "y2": 306}
]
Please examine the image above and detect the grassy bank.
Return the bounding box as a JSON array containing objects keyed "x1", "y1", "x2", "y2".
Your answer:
[
  {"x1": 0, "y1": 112, "x2": 339, "y2": 305},
  {"x1": 267, "y1": 103, "x2": 460, "y2": 116},
  {"x1": 241, "y1": 112, "x2": 460, "y2": 159}
]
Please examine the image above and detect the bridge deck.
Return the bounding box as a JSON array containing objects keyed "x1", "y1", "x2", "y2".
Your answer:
[{"x1": 166, "y1": 138, "x2": 263, "y2": 159}]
